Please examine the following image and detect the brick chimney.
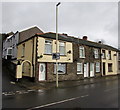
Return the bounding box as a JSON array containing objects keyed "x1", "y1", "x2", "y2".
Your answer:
[{"x1": 83, "y1": 36, "x2": 87, "y2": 40}]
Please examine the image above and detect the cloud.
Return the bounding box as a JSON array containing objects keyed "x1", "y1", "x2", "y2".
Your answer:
[{"x1": 2, "y1": 2, "x2": 118, "y2": 48}]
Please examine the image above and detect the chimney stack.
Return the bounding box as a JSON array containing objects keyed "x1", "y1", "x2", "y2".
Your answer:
[
  {"x1": 62, "y1": 33, "x2": 68, "y2": 36},
  {"x1": 98, "y1": 41, "x2": 102, "y2": 43},
  {"x1": 83, "y1": 36, "x2": 87, "y2": 40}
]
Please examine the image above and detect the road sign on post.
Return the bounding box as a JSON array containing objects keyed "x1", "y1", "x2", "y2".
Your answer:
[{"x1": 52, "y1": 53, "x2": 60, "y2": 60}]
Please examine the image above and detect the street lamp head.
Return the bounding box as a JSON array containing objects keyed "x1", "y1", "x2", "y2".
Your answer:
[{"x1": 56, "y1": 2, "x2": 61, "y2": 6}]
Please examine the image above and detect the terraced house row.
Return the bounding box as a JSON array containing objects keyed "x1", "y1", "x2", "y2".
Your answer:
[{"x1": 2, "y1": 26, "x2": 120, "y2": 82}]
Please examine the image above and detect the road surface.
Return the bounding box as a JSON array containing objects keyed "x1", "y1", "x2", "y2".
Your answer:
[{"x1": 2, "y1": 75, "x2": 119, "y2": 109}]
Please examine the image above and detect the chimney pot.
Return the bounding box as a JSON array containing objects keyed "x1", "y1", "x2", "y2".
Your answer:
[
  {"x1": 83, "y1": 36, "x2": 87, "y2": 40},
  {"x1": 98, "y1": 41, "x2": 102, "y2": 43}
]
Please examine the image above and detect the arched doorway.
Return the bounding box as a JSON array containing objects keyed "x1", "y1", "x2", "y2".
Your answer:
[{"x1": 21, "y1": 60, "x2": 33, "y2": 77}]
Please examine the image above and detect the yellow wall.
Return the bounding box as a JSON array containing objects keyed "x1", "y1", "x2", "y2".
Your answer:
[
  {"x1": 101, "y1": 49, "x2": 118, "y2": 75},
  {"x1": 17, "y1": 38, "x2": 35, "y2": 77},
  {"x1": 37, "y1": 37, "x2": 73, "y2": 63}
]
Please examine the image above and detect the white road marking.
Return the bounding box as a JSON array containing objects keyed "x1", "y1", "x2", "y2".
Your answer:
[
  {"x1": 81, "y1": 94, "x2": 89, "y2": 98},
  {"x1": 27, "y1": 94, "x2": 89, "y2": 110}
]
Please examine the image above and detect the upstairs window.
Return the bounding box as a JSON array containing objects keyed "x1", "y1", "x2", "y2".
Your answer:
[
  {"x1": 59, "y1": 42, "x2": 65, "y2": 55},
  {"x1": 45, "y1": 40, "x2": 52, "y2": 54},
  {"x1": 108, "y1": 63, "x2": 113, "y2": 72},
  {"x1": 22, "y1": 44, "x2": 25, "y2": 57},
  {"x1": 108, "y1": 51, "x2": 111, "y2": 60},
  {"x1": 7, "y1": 47, "x2": 12, "y2": 55},
  {"x1": 94, "y1": 49, "x2": 99, "y2": 58},
  {"x1": 102, "y1": 50, "x2": 106, "y2": 59},
  {"x1": 79, "y1": 46, "x2": 85, "y2": 58}
]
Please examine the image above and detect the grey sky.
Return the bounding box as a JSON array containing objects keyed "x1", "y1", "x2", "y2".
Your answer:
[{"x1": 2, "y1": 2, "x2": 118, "y2": 48}]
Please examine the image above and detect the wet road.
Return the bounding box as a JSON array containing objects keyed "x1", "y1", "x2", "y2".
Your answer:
[{"x1": 2, "y1": 76, "x2": 119, "y2": 109}]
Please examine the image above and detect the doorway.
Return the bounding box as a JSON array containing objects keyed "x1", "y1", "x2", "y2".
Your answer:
[
  {"x1": 103, "y1": 62, "x2": 106, "y2": 75},
  {"x1": 39, "y1": 63, "x2": 46, "y2": 81},
  {"x1": 90, "y1": 63, "x2": 95, "y2": 77},
  {"x1": 84, "y1": 63, "x2": 89, "y2": 77}
]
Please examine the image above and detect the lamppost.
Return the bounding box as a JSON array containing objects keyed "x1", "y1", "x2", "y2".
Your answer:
[{"x1": 56, "y1": 2, "x2": 61, "y2": 88}]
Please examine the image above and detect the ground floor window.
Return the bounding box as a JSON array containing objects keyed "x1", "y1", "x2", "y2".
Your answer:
[
  {"x1": 54, "y1": 63, "x2": 66, "y2": 74},
  {"x1": 108, "y1": 63, "x2": 113, "y2": 72},
  {"x1": 96, "y1": 62, "x2": 100, "y2": 72},
  {"x1": 77, "y1": 63, "x2": 83, "y2": 74}
]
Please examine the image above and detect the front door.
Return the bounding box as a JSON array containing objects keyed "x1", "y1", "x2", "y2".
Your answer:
[
  {"x1": 39, "y1": 63, "x2": 46, "y2": 81},
  {"x1": 84, "y1": 63, "x2": 89, "y2": 77},
  {"x1": 90, "y1": 63, "x2": 94, "y2": 77}
]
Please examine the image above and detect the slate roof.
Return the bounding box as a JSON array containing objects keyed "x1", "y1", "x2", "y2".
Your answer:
[
  {"x1": 18, "y1": 32, "x2": 119, "y2": 52},
  {"x1": 19, "y1": 26, "x2": 43, "y2": 43},
  {"x1": 37, "y1": 32, "x2": 119, "y2": 52}
]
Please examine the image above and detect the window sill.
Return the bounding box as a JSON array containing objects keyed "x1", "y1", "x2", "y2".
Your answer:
[
  {"x1": 77, "y1": 73, "x2": 83, "y2": 75},
  {"x1": 94, "y1": 58, "x2": 99, "y2": 59},
  {"x1": 79, "y1": 57, "x2": 85, "y2": 59},
  {"x1": 96, "y1": 72, "x2": 100, "y2": 73}
]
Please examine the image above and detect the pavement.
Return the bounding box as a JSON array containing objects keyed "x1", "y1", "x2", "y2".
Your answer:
[{"x1": 16, "y1": 74, "x2": 119, "y2": 91}]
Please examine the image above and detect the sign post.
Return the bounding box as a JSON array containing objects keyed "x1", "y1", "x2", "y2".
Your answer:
[{"x1": 56, "y1": 2, "x2": 61, "y2": 87}]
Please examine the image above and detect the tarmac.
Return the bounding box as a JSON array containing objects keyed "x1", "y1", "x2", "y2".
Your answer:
[{"x1": 16, "y1": 75, "x2": 119, "y2": 90}]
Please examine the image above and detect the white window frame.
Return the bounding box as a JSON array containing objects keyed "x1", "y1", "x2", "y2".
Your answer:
[
  {"x1": 79, "y1": 46, "x2": 85, "y2": 58},
  {"x1": 59, "y1": 42, "x2": 65, "y2": 55},
  {"x1": 77, "y1": 63, "x2": 83, "y2": 74},
  {"x1": 44, "y1": 40, "x2": 52, "y2": 54},
  {"x1": 96, "y1": 62, "x2": 100, "y2": 72},
  {"x1": 94, "y1": 49, "x2": 99, "y2": 59},
  {"x1": 54, "y1": 63, "x2": 66, "y2": 74},
  {"x1": 7, "y1": 47, "x2": 12, "y2": 55}
]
